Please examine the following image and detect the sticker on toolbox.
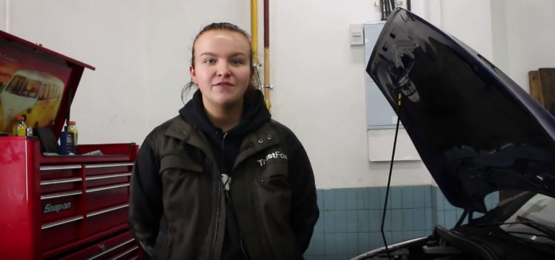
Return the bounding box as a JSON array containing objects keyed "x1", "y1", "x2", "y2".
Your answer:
[{"x1": 43, "y1": 202, "x2": 72, "y2": 213}]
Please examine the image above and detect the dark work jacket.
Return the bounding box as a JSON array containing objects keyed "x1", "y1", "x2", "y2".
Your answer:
[{"x1": 128, "y1": 89, "x2": 320, "y2": 260}]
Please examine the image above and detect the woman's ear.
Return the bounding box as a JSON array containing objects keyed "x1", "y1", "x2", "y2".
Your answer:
[
  {"x1": 190, "y1": 65, "x2": 197, "y2": 84},
  {"x1": 250, "y1": 64, "x2": 256, "y2": 82}
]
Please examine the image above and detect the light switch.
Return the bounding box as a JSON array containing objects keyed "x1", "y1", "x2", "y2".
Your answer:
[{"x1": 350, "y1": 24, "x2": 364, "y2": 46}]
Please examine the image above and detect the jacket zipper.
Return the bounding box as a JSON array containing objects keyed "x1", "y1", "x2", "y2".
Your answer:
[
  {"x1": 217, "y1": 132, "x2": 251, "y2": 260},
  {"x1": 211, "y1": 132, "x2": 228, "y2": 260}
]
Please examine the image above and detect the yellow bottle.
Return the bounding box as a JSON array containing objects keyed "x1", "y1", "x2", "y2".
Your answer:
[
  {"x1": 68, "y1": 121, "x2": 78, "y2": 149},
  {"x1": 13, "y1": 116, "x2": 27, "y2": 136}
]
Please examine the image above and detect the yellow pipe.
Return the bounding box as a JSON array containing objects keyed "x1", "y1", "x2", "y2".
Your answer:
[
  {"x1": 251, "y1": 0, "x2": 259, "y2": 64},
  {"x1": 264, "y1": 48, "x2": 271, "y2": 110}
]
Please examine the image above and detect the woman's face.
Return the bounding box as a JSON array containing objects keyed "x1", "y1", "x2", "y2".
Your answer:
[{"x1": 190, "y1": 30, "x2": 253, "y2": 107}]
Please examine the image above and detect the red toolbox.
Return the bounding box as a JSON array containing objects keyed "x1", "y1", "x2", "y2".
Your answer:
[{"x1": 0, "y1": 30, "x2": 141, "y2": 259}]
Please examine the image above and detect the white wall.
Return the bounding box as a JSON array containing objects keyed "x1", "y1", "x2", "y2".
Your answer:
[
  {"x1": 503, "y1": 0, "x2": 555, "y2": 91},
  {"x1": 2, "y1": 0, "x2": 553, "y2": 189}
]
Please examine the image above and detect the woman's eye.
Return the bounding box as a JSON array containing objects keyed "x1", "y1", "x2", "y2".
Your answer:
[
  {"x1": 205, "y1": 58, "x2": 216, "y2": 64},
  {"x1": 230, "y1": 59, "x2": 244, "y2": 65}
]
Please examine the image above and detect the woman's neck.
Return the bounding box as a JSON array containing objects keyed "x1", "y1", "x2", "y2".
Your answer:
[{"x1": 203, "y1": 97, "x2": 244, "y2": 132}]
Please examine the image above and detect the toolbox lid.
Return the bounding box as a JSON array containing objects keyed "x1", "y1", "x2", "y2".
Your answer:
[{"x1": 0, "y1": 30, "x2": 95, "y2": 138}]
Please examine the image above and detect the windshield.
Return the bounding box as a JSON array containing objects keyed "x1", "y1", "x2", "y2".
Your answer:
[{"x1": 500, "y1": 193, "x2": 555, "y2": 243}]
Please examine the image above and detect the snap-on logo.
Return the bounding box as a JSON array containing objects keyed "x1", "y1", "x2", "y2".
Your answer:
[
  {"x1": 257, "y1": 151, "x2": 288, "y2": 166},
  {"x1": 43, "y1": 202, "x2": 72, "y2": 214}
]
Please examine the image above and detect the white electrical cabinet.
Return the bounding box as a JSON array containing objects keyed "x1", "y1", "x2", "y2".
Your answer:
[{"x1": 364, "y1": 22, "x2": 421, "y2": 162}]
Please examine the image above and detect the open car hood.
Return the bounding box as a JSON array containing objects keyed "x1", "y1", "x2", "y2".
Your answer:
[{"x1": 366, "y1": 8, "x2": 555, "y2": 213}]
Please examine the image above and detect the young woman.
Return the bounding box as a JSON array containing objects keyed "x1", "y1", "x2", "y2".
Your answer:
[{"x1": 128, "y1": 22, "x2": 320, "y2": 260}]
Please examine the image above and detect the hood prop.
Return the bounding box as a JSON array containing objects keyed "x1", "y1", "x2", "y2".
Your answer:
[{"x1": 381, "y1": 90, "x2": 403, "y2": 259}]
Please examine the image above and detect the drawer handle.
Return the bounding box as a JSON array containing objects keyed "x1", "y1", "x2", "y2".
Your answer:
[
  {"x1": 41, "y1": 177, "x2": 82, "y2": 186},
  {"x1": 110, "y1": 246, "x2": 139, "y2": 260},
  {"x1": 41, "y1": 165, "x2": 82, "y2": 171},
  {"x1": 42, "y1": 216, "x2": 83, "y2": 230},
  {"x1": 86, "y1": 238, "x2": 135, "y2": 260},
  {"x1": 87, "y1": 204, "x2": 129, "y2": 218},
  {"x1": 86, "y1": 183, "x2": 130, "y2": 193},
  {"x1": 86, "y1": 172, "x2": 131, "y2": 181},
  {"x1": 41, "y1": 190, "x2": 82, "y2": 200},
  {"x1": 84, "y1": 163, "x2": 134, "y2": 169}
]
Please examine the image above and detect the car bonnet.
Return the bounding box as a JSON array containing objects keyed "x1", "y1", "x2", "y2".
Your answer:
[{"x1": 366, "y1": 8, "x2": 555, "y2": 213}]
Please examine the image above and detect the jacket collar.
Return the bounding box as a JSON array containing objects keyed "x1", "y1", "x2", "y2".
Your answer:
[{"x1": 165, "y1": 116, "x2": 281, "y2": 169}]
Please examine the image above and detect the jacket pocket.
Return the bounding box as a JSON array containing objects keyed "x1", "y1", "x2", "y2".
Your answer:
[
  {"x1": 159, "y1": 154, "x2": 203, "y2": 173},
  {"x1": 259, "y1": 160, "x2": 290, "y2": 191}
]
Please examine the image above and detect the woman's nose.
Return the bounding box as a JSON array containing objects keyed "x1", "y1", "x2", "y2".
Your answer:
[{"x1": 216, "y1": 63, "x2": 231, "y2": 77}]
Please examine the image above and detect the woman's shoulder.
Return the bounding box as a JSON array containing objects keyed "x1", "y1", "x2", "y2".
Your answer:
[{"x1": 267, "y1": 119, "x2": 302, "y2": 143}]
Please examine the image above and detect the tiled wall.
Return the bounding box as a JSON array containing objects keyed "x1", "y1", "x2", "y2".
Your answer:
[{"x1": 303, "y1": 185, "x2": 499, "y2": 260}]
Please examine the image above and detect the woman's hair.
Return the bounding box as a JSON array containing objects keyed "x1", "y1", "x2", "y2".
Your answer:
[{"x1": 181, "y1": 22, "x2": 259, "y2": 103}]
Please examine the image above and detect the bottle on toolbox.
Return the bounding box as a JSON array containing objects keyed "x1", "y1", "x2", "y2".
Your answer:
[
  {"x1": 13, "y1": 116, "x2": 27, "y2": 136},
  {"x1": 67, "y1": 121, "x2": 78, "y2": 149}
]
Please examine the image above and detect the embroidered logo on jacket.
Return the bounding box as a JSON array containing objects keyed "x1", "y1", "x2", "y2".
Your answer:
[{"x1": 257, "y1": 151, "x2": 288, "y2": 166}]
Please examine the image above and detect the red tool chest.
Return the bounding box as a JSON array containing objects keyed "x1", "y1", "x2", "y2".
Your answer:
[{"x1": 0, "y1": 30, "x2": 141, "y2": 259}]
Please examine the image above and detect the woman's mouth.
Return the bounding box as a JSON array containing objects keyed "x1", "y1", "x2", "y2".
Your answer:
[{"x1": 213, "y1": 82, "x2": 235, "y2": 87}]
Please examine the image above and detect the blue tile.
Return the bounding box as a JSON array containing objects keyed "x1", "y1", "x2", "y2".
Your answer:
[
  {"x1": 424, "y1": 186, "x2": 432, "y2": 208},
  {"x1": 390, "y1": 186, "x2": 403, "y2": 209},
  {"x1": 369, "y1": 210, "x2": 380, "y2": 232},
  {"x1": 413, "y1": 186, "x2": 426, "y2": 208},
  {"x1": 369, "y1": 232, "x2": 382, "y2": 250},
  {"x1": 335, "y1": 211, "x2": 347, "y2": 233},
  {"x1": 402, "y1": 186, "x2": 414, "y2": 208},
  {"x1": 346, "y1": 211, "x2": 358, "y2": 233},
  {"x1": 347, "y1": 233, "x2": 358, "y2": 256},
  {"x1": 324, "y1": 211, "x2": 336, "y2": 233},
  {"x1": 357, "y1": 188, "x2": 369, "y2": 210},
  {"x1": 414, "y1": 230, "x2": 428, "y2": 238},
  {"x1": 324, "y1": 234, "x2": 337, "y2": 255},
  {"x1": 312, "y1": 234, "x2": 325, "y2": 255},
  {"x1": 436, "y1": 210, "x2": 445, "y2": 228},
  {"x1": 392, "y1": 231, "x2": 404, "y2": 244},
  {"x1": 383, "y1": 209, "x2": 392, "y2": 232},
  {"x1": 368, "y1": 188, "x2": 380, "y2": 209},
  {"x1": 305, "y1": 235, "x2": 315, "y2": 255},
  {"x1": 402, "y1": 231, "x2": 415, "y2": 241},
  {"x1": 391, "y1": 209, "x2": 403, "y2": 231},
  {"x1": 435, "y1": 189, "x2": 445, "y2": 211},
  {"x1": 346, "y1": 188, "x2": 357, "y2": 210},
  {"x1": 444, "y1": 210, "x2": 457, "y2": 229},
  {"x1": 357, "y1": 210, "x2": 370, "y2": 232},
  {"x1": 324, "y1": 189, "x2": 335, "y2": 211},
  {"x1": 444, "y1": 196, "x2": 456, "y2": 211},
  {"x1": 413, "y1": 208, "x2": 426, "y2": 231},
  {"x1": 402, "y1": 209, "x2": 414, "y2": 231},
  {"x1": 426, "y1": 208, "x2": 434, "y2": 231},
  {"x1": 317, "y1": 189, "x2": 324, "y2": 209},
  {"x1": 334, "y1": 189, "x2": 347, "y2": 211},
  {"x1": 314, "y1": 211, "x2": 325, "y2": 233},
  {"x1": 358, "y1": 233, "x2": 370, "y2": 252},
  {"x1": 336, "y1": 233, "x2": 348, "y2": 255},
  {"x1": 379, "y1": 187, "x2": 392, "y2": 209}
]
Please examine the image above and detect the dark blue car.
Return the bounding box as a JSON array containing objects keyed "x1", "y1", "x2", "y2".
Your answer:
[{"x1": 353, "y1": 8, "x2": 555, "y2": 260}]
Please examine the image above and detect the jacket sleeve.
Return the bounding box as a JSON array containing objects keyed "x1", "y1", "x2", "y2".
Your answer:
[
  {"x1": 128, "y1": 138, "x2": 164, "y2": 258},
  {"x1": 288, "y1": 136, "x2": 320, "y2": 254}
]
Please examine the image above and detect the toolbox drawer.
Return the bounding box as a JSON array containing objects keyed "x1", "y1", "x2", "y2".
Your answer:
[
  {"x1": 87, "y1": 204, "x2": 129, "y2": 236},
  {"x1": 41, "y1": 190, "x2": 82, "y2": 223},
  {"x1": 40, "y1": 165, "x2": 83, "y2": 195},
  {"x1": 41, "y1": 216, "x2": 84, "y2": 252},
  {"x1": 57, "y1": 230, "x2": 139, "y2": 260},
  {"x1": 86, "y1": 183, "x2": 130, "y2": 212},
  {"x1": 85, "y1": 162, "x2": 134, "y2": 177}
]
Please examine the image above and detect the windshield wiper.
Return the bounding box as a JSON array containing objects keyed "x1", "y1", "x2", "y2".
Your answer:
[{"x1": 515, "y1": 215, "x2": 555, "y2": 240}]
